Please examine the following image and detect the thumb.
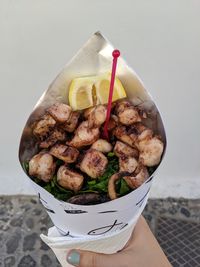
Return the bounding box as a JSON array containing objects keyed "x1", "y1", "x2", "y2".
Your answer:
[{"x1": 67, "y1": 249, "x2": 129, "y2": 267}]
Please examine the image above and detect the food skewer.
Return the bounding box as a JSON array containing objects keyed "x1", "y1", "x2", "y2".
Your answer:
[{"x1": 103, "y1": 49, "x2": 120, "y2": 140}]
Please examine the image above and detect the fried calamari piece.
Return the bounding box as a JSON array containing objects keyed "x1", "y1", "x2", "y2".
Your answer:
[
  {"x1": 29, "y1": 152, "x2": 56, "y2": 182},
  {"x1": 67, "y1": 121, "x2": 99, "y2": 148},
  {"x1": 80, "y1": 149, "x2": 108, "y2": 179},
  {"x1": 57, "y1": 166, "x2": 84, "y2": 192},
  {"x1": 47, "y1": 103, "x2": 72, "y2": 123},
  {"x1": 50, "y1": 144, "x2": 79, "y2": 163}
]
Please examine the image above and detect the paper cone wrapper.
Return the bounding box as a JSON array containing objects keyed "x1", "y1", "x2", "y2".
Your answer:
[
  {"x1": 40, "y1": 212, "x2": 141, "y2": 267},
  {"x1": 19, "y1": 32, "x2": 166, "y2": 237}
]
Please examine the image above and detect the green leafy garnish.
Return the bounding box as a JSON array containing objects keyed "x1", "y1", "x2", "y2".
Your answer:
[
  {"x1": 24, "y1": 152, "x2": 132, "y2": 202},
  {"x1": 119, "y1": 179, "x2": 131, "y2": 196},
  {"x1": 22, "y1": 161, "x2": 29, "y2": 173},
  {"x1": 107, "y1": 152, "x2": 115, "y2": 157},
  {"x1": 83, "y1": 155, "x2": 119, "y2": 193},
  {"x1": 43, "y1": 176, "x2": 73, "y2": 201}
]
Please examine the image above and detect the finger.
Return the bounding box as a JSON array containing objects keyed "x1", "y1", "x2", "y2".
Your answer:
[
  {"x1": 67, "y1": 249, "x2": 130, "y2": 267},
  {"x1": 121, "y1": 216, "x2": 146, "y2": 251}
]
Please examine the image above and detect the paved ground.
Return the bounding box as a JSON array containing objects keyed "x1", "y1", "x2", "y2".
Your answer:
[{"x1": 0, "y1": 196, "x2": 200, "y2": 267}]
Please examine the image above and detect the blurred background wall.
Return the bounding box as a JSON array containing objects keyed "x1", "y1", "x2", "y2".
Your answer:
[{"x1": 0, "y1": 0, "x2": 199, "y2": 198}]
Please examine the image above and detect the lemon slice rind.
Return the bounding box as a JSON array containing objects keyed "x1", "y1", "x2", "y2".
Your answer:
[{"x1": 68, "y1": 73, "x2": 126, "y2": 110}]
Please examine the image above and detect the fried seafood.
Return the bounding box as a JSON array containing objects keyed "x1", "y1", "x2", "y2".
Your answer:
[
  {"x1": 80, "y1": 149, "x2": 108, "y2": 179},
  {"x1": 29, "y1": 152, "x2": 56, "y2": 182},
  {"x1": 50, "y1": 144, "x2": 79, "y2": 163},
  {"x1": 57, "y1": 166, "x2": 84, "y2": 192}
]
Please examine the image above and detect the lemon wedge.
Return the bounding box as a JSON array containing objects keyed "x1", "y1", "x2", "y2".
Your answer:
[{"x1": 69, "y1": 73, "x2": 126, "y2": 110}]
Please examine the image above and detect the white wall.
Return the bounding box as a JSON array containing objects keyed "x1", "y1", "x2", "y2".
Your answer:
[{"x1": 0, "y1": 0, "x2": 200, "y2": 198}]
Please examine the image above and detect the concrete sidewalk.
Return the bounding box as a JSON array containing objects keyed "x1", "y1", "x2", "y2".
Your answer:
[{"x1": 0, "y1": 196, "x2": 200, "y2": 267}]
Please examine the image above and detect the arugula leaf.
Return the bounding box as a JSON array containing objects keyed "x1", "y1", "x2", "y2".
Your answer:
[
  {"x1": 43, "y1": 175, "x2": 73, "y2": 200},
  {"x1": 78, "y1": 189, "x2": 99, "y2": 194},
  {"x1": 107, "y1": 152, "x2": 115, "y2": 157},
  {"x1": 84, "y1": 155, "x2": 119, "y2": 193},
  {"x1": 119, "y1": 179, "x2": 131, "y2": 196},
  {"x1": 87, "y1": 180, "x2": 97, "y2": 186}
]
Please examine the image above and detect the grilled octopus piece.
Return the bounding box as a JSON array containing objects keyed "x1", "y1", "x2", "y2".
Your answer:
[
  {"x1": 123, "y1": 165, "x2": 149, "y2": 189},
  {"x1": 33, "y1": 114, "x2": 56, "y2": 140},
  {"x1": 79, "y1": 149, "x2": 108, "y2": 179},
  {"x1": 40, "y1": 128, "x2": 66, "y2": 148},
  {"x1": 57, "y1": 166, "x2": 84, "y2": 192},
  {"x1": 87, "y1": 105, "x2": 107, "y2": 128},
  {"x1": 60, "y1": 111, "x2": 80, "y2": 133},
  {"x1": 47, "y1": 103, "x2": 72, "y2": 123},
  {"x1": 50, "y1": 144, "x2": 79, "y2": 163},
  {"x1": 91, "y1": 139, "x2": 112, "y2": 153},
  {"x1": 115, "y1": 100, "x2": 141, "y2": 125},
  {"x1": 67, "y1": 121, "x2": 99, "y2": 148},
  {"x1": 29, "y1": 152, "x2": 56, "y2": 182}
]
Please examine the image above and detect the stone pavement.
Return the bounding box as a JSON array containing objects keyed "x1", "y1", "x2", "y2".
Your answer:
[{"x1": 0, "y1": 196, "x2": 200, "y2": 267}]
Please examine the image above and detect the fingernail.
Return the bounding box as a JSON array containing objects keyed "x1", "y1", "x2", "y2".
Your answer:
[{"x1": 67, "y1": 250, "x2": 80, "y2": 266}]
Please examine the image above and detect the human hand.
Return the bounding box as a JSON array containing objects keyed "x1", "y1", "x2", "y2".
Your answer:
[{"x1": 66, "y1": 216, "x2": 172, "y2": 267}]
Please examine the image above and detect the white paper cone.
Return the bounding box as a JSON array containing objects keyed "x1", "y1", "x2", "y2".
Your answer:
[
  {"x1": 41, "y1": 212, "x2": 140, "y2": 267},
  {"x1": 19, "y1": 32, "x2": 166, "y2": 237}
]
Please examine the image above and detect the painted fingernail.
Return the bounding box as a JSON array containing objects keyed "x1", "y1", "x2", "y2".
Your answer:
[{"x1": 67, "y1": 250, "x2": 80, "y2": 266}]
